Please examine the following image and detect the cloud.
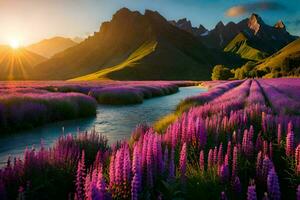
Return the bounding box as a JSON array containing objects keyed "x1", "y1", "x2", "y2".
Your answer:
[{"x1": 226, "y1": 1, "x2": 286, "y2": 17}]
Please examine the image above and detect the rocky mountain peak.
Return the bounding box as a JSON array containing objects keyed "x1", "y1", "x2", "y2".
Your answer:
[
  {"x1": 274, "y1": 20, "x2": 286, "y2": 30},
  {"x1": 215, "y1": 21, "x2": 225, "y2": 29},
  {"x1": 248, "y1": 13, "x2": 264, "y2": 35}
]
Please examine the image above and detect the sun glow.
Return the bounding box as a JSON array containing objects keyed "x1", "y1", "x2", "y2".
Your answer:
[{"x1": 9, "y1": 39, "x2": 20, "y2": 49}]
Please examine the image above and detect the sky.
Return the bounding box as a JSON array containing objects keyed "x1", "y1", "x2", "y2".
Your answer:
[{"x1": 0, "y1": 0, "x2": 299, "y2": 46}]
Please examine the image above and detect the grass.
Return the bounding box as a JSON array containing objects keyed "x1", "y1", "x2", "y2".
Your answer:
[
  {"x1": 224, "y1": 33, "x2": 268, "y2": 61},
  {"x1": 69, "y1": 41, "x2": 157, "y2": 81}
]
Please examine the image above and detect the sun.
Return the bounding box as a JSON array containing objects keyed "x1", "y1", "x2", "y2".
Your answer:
[{"x1": 9, "y1": 39, "x2": 20, "y2": 49}]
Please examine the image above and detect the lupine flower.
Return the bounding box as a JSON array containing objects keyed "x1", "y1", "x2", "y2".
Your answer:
[
  {"x1": 267, "y1": 167, "x2": 280, "y2": 200},
  {"x1": 219, "y1": 164, "x2": 229, "y2": 183},
  {"x1": 131, "y1": 145, "x2": 141, "y2": 200},
  {"x1": 180, "y1": 143, "x2": 187, "y2": 182},
  {"x1": 199, "y1": 150, "x2": 204, "y2": 171},
  {"x1": 75, "y1": 151, "x2": 86, "y2": 200},
  {"x1": 168, "y1": 148, "x2": 175, "y2": 180},
  {"x1": 233, "y1": 176, "x2": 242, "y2": 196},
  {"x1": 286, "y1": 131, "x2": 294, "y2": 156},
  {"x1": 247, "y1": 182, "x2": 257, "y2": 200},
  {"x1": 221, "y1": 191, "x2": 227, "y2": 200},
  {"x1": 208, "y1": 149, "x2": 213, "y2": 169},
  {"x1": 277, "y1": 124, "x2": 282, "y2": 145},
  {"x1": 232, "y1": 146, "x2": 238, "y2": 177}
]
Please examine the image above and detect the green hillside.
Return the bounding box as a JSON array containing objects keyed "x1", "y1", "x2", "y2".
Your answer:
[
  {"x1": 31, "y1": 8, "x2": 244, "y2": 81},
  {"x1": 224, "y1": 33, "x2": 268, "y2": 61},
  {"x1": 256, "y1": 38, "x2": 300, "y2": 69}
]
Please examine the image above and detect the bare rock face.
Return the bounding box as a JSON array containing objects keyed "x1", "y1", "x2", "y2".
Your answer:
[
  {"x1": 169, "y1": 18, "x2": 207, "y2": 37},
  {"x1": 248, "y1": 14, "x2": 262, "y2": 35},
  {"x1": 274, "y1": 20, "x2": 286, "y2": 30}
]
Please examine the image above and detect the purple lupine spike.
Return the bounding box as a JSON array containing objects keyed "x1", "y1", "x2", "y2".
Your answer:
[
  {"x1": 277, "y1": 124, "x2": 282, "y2": 145},
  {"x1": 163, "y1": 147, "x2": 169, "y2": 173},
  {"x1": 199, "y1": 150, "x2": 205, "y2": 171},
  {"x1": 247, "y1": 182, "x2": 257, "y2": 200},
  {"x1": 157, "y1": 136, "x2": 163, "y2": 175},
  {"x1": 220, "y1": 164, "x2": 229, "y2": 183},
  {"x1": 232, "y1": 146, "x2": 238, "y2": 177},
  {"x1": 208, "y1": 149, "x2": 213, "y2": 169},
  {"x1": 75, "y1": 151, "x2": 86, "y2": 200},
  {"x1": 233, "y1": 176, "x2": 242, "y2": 196},
  {"x1": 0, "y1": 180, "x2": 6, "y2": 200},
  {"x1": 286, "y1": 131, "x2": 294, "y2": 156},
  {"x1": 269, "y1": 142, "x2": 273, "y2": 159},
  {"x1": 168, "y1": 147, "x2": 175, "y2": 180},
  {"x1": 262, "y1": 156, "x2": 274, "y2": 181},
  {"x1": 131, "y1": 145, "x2": 141, "y2": 200},
  {"x1": 226, "y1": 141, "x2": 231, "y2": 163},
  {"x1": 180, "y1": 143, "x2": 187, "y2": 182},
  {"x1": 267, "y1": 168, "x2": 280, "y2": 200},
  {"x1": 297, "y1": 185, "x2": 300, "y2": 200}
]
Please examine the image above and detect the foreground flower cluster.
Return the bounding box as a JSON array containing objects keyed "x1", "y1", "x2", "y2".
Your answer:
[{"x1": 0, "y1": 78, "x2": 299, "y2": 199}]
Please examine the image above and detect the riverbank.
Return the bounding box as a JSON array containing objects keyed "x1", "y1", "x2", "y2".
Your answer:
[{"x1": 0, "y1": 81, "x2": 198, "y2": 133}]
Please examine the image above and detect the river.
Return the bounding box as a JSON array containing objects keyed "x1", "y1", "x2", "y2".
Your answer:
[{"x1": 0, "y1": 86, "x2": 205, "y2": 165}]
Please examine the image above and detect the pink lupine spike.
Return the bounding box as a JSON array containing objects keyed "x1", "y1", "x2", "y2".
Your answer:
[
  {"x1": 218, "y1": 143, "x2": 223, "y2": 166},
  {"x1": 232, "y1": 146, "x2": 238, "y2": 177},
  {"x1": 180, "y1": 143, "x2": 187, "y2": 182},
  {"x1": 199, "y1": 150, "x2": 205, "y2": 171},
  {"x1": 286, "y1": 131, "x2": 294, "y2": 156},
  {"x1": 208, "y1": 149, "x2": 213, "y2": 169},
  {"x1": 109, "y1": 154, "x2": 115, "y2": 188},
  {"x1": 277, "y1": 124, "x2": 282, "y2": 145}
]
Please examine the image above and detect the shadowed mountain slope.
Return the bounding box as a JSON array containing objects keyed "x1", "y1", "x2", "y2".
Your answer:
[{"x1": 32, "y1": 8, "x2": 240, "y2": 81}]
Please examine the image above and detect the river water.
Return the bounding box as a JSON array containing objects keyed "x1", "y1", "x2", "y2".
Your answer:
[{"x1": 0, "y1": 86, "x2": 205, "y2": 165}]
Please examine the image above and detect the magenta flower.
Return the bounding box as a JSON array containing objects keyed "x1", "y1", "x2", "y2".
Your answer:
[
  {"x1": 168, "y1": 147, "x2": 175, "y2": 180},
  {"x1": 75, "y1": 151, "x2": 86, "y2": 200},
  {"x1": 247, "y1": 183, "x2": 257, "y2": 200},
  {"x1": 286, "y1": 131, "x2": 294, "y2": 156},
  {"x1": 199, "y1": 150, "x2": 204, "y2": 171},
  {"x1": 131, "y1": 145, "x2": 141, "y2": 200},
  {"x1": 277, "y1": 123, "x2": 282, "y2": 144},
  {"x1": 180, "y1": 143, "x2": 187, "y2": 182},
  {"x1": 232, "y1": 146, "x2": 238, "y2": 177},
  {"x1": 297, "y1": 185, "x2": 300, "y2": 200}
]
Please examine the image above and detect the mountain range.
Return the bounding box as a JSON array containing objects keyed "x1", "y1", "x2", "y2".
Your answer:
[
  {"x1": 26, "y1": 37, "x2": 78, "y2": 58},
  {"x1": 0, "y1": 7, "x2": 298, "y2": 80}
]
